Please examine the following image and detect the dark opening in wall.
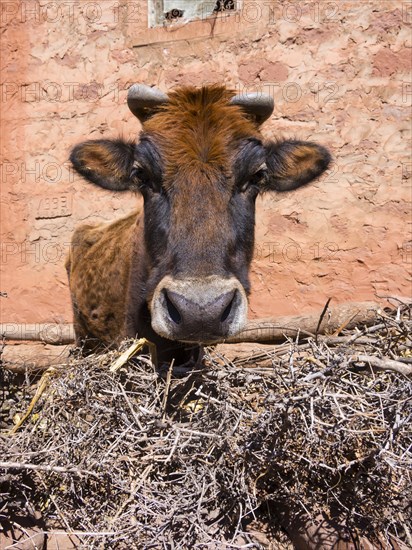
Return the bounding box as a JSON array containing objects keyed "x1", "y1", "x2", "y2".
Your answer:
[
  {"x1": 213, "y1": 0, "x2": 235, "y2": 12},
  {"x1": 149, "y1": 0, "x2": 239, "y2": 27},
  {"x1": 164, "y1": 8, "x2": 185, "y2": 20}
]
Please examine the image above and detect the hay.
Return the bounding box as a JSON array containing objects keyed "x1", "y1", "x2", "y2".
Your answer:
[{"x1": 1, "y1": 303, "x2": 411, "y2": 549}]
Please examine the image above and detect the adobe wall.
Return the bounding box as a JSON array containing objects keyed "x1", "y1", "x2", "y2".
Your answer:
[{"x1": 1, "y1": 0, "x2": 411, "y2": 328}]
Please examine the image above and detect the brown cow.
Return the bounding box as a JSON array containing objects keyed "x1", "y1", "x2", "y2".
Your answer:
[{"x1": 66, "y1": 84, "x2": 331, "y2": 366}]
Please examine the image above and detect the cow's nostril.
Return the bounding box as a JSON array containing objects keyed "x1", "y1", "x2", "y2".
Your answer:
[
  {"x1": 220, "y1": 292, "x2": 236, "y2": 323},
  {"x1": 164, "y1": 291, "x2": 182, "y2": 325}
]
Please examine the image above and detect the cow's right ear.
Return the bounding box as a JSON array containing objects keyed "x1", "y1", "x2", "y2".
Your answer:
[{"x1": 70, "y1": 139, "x2": 136, "y2": 191}]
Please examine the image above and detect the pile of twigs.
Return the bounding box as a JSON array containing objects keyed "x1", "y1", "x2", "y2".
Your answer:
[{"x1": 1, "y1": 303, "x2": 411, "y2": 548}]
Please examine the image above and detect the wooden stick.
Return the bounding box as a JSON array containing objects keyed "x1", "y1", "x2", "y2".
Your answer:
[
  {"x1": 315, "y1": 297, "x2": 332, "y2": 343},
  {"x1": 226, "y1": 301, "x2": 381, "y2": 344},
  {"x1": 1, "y1": 323, "x2": 74, "y2": 343},
  {"x1": 9, "y1": 367, "x2": 57, "y2": 434},
  {"x1": 0, "y1": 460, "x2": 99, "y2": 478},
  {"x1": 1, "y1": 344, "x2": 71, "y2": 373},
  {"x1": 349, "y1": 355, "x2": 412, "y2": 376}
]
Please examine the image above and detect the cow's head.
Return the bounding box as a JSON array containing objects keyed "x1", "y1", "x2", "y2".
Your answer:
[{"x1": 70, "y1": 84, "x2": 331, "y2": 344}]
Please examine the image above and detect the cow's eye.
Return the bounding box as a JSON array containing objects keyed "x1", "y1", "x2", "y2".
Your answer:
[
  {"x1": 131, "y1": 161, "x2": 159, "y2": 192},
  {"x1": 131, "y1": 161, "x2": 146, "y2": 181},
  {"x1": 240, "y1": 163, "x2": 268, "y2": 192}
]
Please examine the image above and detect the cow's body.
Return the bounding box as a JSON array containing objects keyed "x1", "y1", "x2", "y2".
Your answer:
[
  {"x1": 66, "y1": 211, "x2": 139, "y2": 350},
  {"x1": 67, "y1": 84, "x2": 331, "y2": 366}
]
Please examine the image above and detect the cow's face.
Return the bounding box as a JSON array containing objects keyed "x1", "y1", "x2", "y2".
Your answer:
[{"x1": 70, "y1": 85, "x2": 331, "y2": 344}]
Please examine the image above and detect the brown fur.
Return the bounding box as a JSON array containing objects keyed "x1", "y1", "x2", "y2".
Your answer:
[
  {"x1": 66, "y1": 211, "x2": 141, "y2": 350},
  {"x1": 145, "y1": 86, "x2": 260, "y2": 180}
]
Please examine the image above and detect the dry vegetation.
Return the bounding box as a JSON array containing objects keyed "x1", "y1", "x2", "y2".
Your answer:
[{"x1": 1, "y1": 302, "x2": 411, "y2": 549}]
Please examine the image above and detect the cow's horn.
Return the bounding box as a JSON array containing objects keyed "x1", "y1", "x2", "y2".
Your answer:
[
  {"x1": 127, "y1": 84, "x2": 169, "y2": 122},
  {"x1": 230, "y1": 92, "x2": 274, "y2": 124}
]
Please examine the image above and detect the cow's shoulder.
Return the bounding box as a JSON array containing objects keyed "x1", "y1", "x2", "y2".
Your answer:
[{"x1": 67, "y1": 210, "x2": 140, "y2": 268}]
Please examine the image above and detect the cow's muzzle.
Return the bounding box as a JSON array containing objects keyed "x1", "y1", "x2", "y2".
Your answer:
[{"x1": 150, "y1": 276, "x2": 247, "y2": 343}]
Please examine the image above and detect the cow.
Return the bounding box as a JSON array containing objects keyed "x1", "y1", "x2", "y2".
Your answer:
[{"x1": 66, "y1": 84, "x2": 331, "y2": 367}]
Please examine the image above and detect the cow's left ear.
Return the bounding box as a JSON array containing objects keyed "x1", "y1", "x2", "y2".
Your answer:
[{"x1": 264, "y1": 140, "x2": 331, "y2": 192}]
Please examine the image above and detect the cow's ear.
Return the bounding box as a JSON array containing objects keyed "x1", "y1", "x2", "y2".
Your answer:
[
  {"x1": 264, "y1": 140, "x2": 331, "y2": 192},
  {"x1": 70, "y1": 139, "x2": 136, "y2": 191}
]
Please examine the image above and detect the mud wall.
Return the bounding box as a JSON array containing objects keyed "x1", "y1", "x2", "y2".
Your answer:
[{"x1": 1, "y1": 0, "x2": 411, "y2": 328}]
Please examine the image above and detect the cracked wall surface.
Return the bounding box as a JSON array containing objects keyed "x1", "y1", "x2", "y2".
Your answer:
[{"x1": 1, "y1": 0, "x2": 411, "y2": 325}]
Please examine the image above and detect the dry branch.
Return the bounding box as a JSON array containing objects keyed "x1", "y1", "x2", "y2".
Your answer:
[
  {"x1": 0, "y1": 323, "x2": 74, "y2": 344},
  {"x1": 0, "y1": 343, "x2": 71, "y2": 373},
  {"x1": 0, "y1": 461, "x2": 99, "y2": 478},
  {"x1": 349, "y1": 354, "x2": 412, "y2": 376},
  {"x1": 226, "y1": 301, "x2": 380, "y2": 343}
]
